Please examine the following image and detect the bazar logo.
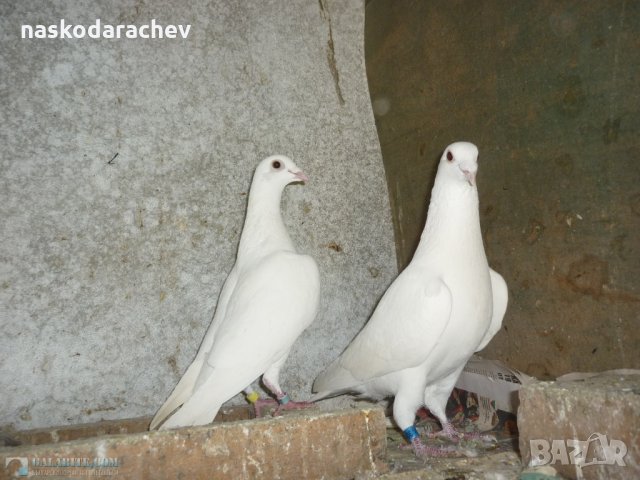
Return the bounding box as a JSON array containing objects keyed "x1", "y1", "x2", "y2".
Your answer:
[
  {"x1": 530, "y1": 433, "x2": 627, "y2": 469},
  {"x1": 4, "y1": 456, "x2": 119, "y2": 477}
]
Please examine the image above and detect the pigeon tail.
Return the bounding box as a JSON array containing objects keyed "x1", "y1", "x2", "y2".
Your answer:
[
  {"x1": 149, "y1": 357, "x2": 204, "y2": 430},
  {"x1": 312, "y1": 359, "x2": 362, "y2": 395},
  {"x1": 158, "y1": 396, "x2": 224, "y2": 430},
  {"x1": 309, "y1": 387, "x2": 357, "y2": 403}
]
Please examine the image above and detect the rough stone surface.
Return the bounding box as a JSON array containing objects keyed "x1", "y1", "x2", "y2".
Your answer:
[
  {"x1": 0, "y1": 407, "x2": 388, "y2": 480},
  {"x1": 0, "y1": 1, "x2": 397, "y2": 429},
  {"x1": 3, "y1": 406, "x2": 251, "y2": 447},
  {"x1": 518, "y1": 373, "x2": 640, "y2": 479},
  {"x1": 1, "y1": 405, "x2": 532, "y2": 479},
  {"x1": 381, "y1": 423, "x2": 524, "y2": 479},
  {"x1": 377, "y1": 451, "x2": 523, "y2": 480},
  {"x1": 366, "y1": 0, "x2": 640, "y2": 378}
]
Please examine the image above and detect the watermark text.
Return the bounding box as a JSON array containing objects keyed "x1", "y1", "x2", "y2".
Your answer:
[
  {"x1": 530, "y1": 433, "x2": 627, "y2": 470},
  {"x1": 22, "y1": 19, "x2": 191, "y2": 39}
]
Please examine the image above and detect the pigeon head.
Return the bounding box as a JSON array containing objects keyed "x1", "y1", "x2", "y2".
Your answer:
[
  {"x1": 439, "y1": 142, "x2": 479, "y2": 187},
  {"x1": 255, "y1": 155, "x2": 309, "y2": 187}
]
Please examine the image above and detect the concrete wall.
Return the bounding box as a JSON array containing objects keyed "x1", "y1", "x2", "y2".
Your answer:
[
  {"x1": 0, "y1": 0, "x2": 397, "y2": 430},
  {"x1": 366, "y1": 0, "x2": 639, "y2": 378}
]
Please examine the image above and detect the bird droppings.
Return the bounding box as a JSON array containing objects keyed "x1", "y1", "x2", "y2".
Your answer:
[
  {"x1": 326, "y1": 242, "x2": 343, "y2": 252},
  {"x1": 564, "y1": 254, "x2": 609, "y2": 298},
  {"x1": 18, "y1": 409, "x2": 31, "y2": 422},
  {"x1": 166, "y1": 355, "x2": 179, "y2": 377},
  {"x1": 524, "y1": 219, "x2": 545, "y2": 245}
]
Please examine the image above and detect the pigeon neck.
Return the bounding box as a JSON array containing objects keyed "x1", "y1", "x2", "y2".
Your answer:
[
  {"x1": 414, "y1": 180, "x2": 483, "y2": 260},
  {"x1": 237, "y1": 182, "x2": 294, "y2": 262}
]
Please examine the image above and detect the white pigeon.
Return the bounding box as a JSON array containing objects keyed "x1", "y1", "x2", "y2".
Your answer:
[
  {"x1": 313, "y1": 142, "x2": 508, "y2": 456},
  {"x1": 150, "y1": 155, "x2": 320, "y2": 430}
]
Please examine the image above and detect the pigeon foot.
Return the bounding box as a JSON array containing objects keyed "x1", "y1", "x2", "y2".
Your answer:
[
  {"x1": 428, "y1": 421, "x2": 496, "y2": 444},
  {"x1": 273, "y1": 396, "x2": 313, "y2": 416},
  {"x1": 253, "y1": 398, "x2": 279, "y2": 418},
  {"x1": 400, "y1": 437, "x2": 457, "y2": 457},
  {"x1": 253, "y1": 396, "x2": 313, "y2": 417}
]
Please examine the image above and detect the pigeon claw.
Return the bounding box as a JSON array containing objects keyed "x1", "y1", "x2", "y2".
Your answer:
[
  {"x1": 273, "y1": 399, "x2": 313, "y2": 416},
  {"x1": 253, "y1": 397, "x2": 314, "y2": 417},
  {"x1": 253, "y1": 398, "x2": 279, "y2": 418},
  {"x1": 428, "y1": 421, "x2": 497, "y2": 444},
  {"x1": 427, "y1": 421, "x2": 463, "y2": 443},
  {"x1": 401, "y1": 437, "x2": 457, "y2": 458}
]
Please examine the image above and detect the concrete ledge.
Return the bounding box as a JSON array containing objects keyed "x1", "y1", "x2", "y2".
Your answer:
[
  {"x1": 5, "y1": 406, "x2": 251, "y2": 447},
  {"x1": 1, "y1": 407, "x2": 387, "y2": 480},
  {"x1": 518, "y1": 373, "x2": 640, "y2": 480}
]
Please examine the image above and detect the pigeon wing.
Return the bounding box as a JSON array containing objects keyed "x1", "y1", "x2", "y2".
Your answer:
[
  {"x1": 196, "y1": 251, "x2": 319, "y2": 390},
  {"x1": 149, "y1": 266, "x2": 240, "y2": 429},
  {"x1": 159, "y1": 251, "x2": 320, "y2": 428},
  {"x1": 475, "y1": 268, "x2": 508, "y2": 352},
  {"x1": 314, "y1": 267, "x2": 452, "y2": 393}
]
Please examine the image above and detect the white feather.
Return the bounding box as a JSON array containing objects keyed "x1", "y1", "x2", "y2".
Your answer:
[
  {"x1": 476, "y1": 269, "x2": 508, "y2": 352},
  {"x1": 313, "y1": 142, "x2": 508, "y2": 437},
  {"x1": 151, "y1": 155, "x2": 320, "y2": 430}
]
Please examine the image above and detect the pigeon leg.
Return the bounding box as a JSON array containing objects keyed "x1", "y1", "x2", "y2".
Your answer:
[
  {"x1": 400, "y1": 425, "x2": 457, "y2": 457},
  {"x1": 425, "y1": 417, "x2": 462, "y2": 442},
  {"x1": 244, "y1": 381, "x2": 310, "y2": 418},
  {"x1": 423, "y1": 369, "x2": 465, "y2": 442},
  {"x1": 253, "y1": 398, "x2": 279, "y2": 418},
  {"x1": 262, "y1": 378, "x2": 312, "y2": 415},
  {"x1": 274, "y1": 396, "x2": 313, "y2": 415},
  {"x1": 394, "y1": 387, "x2": 456, "y2": 457},
  {"x1": 423, "y1": 371, "x2": 497, "y2": 443},
  {"x1": 243, "y1": 387, "x2": 279, "y2": 418},
  {"x1": 262, "y1": 363, "x2": 312, "y2": 416}
]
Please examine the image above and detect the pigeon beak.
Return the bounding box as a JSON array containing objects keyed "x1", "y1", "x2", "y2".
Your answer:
[
  {"x1": 462, "y1": 169, "x2": 476, "y2": 187},
  {"x1": 290, "y1": 169, "x2": 309, "y2": 183}
]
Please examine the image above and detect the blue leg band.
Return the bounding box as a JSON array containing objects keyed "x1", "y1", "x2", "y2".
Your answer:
[
  {"x1": 403, "y1": 425, "x2": 419, "y2": 442},
  {"x1": 278, "y1": 394, "x2": 290, "y2": 405}
]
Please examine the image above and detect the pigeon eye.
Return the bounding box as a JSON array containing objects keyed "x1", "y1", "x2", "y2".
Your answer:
[
  {"x1": 446, "y1": 151, "x2": 453, "y2": 162},
  {"x1": 272, "y1": 160, "x2": 282, "y2": 169}
]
